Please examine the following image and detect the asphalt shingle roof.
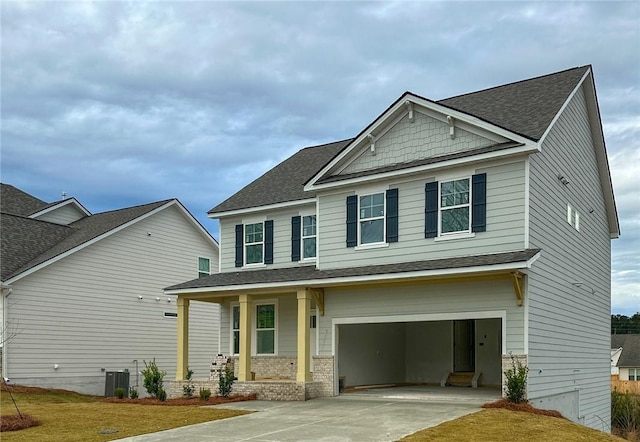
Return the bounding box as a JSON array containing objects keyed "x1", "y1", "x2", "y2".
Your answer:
[
  {"x1": 0, "y1": 184, "x2": 48, "y2": 216},
  {"x1": 166, "y1": 249, "x2": 540, "y2": 291},
  {"x1": 1, "y1": 183, "x2": 173, "y2": 281},
  {"x1": 612, "y1": 334, "x2": 640, "y2": 368},
  {"x1": 208, "y1": 66, "x2": 589, "y2": 215}
]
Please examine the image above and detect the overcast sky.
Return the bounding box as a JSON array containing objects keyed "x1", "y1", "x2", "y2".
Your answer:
[{"x1": 1, "y1": 1, "x2": 638, "y2": 315}]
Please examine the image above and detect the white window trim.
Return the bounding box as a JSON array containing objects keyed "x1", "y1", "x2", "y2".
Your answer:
[
  {"x1": 438, "y1": 176, "x2": 472, "y2": 236},
  {"x1": 198, "y1": 256, "x2": 211, "y2": 277},
  {"x1": 230, "y1": 302, "x2": 240, "y2": 356},
  {"x1": 357, "y1": 191, "x2": 387, "y2": 246},
  {"x1": 301, "y1": 213, "x2": 317, "y2": 261},
  {"x1": 253, "y1": 299, "x2": 278, "y2": 356},
  {"x1": 243, "y1": 221, "x2": 265, "y2": 267},
  {"x1": 567, "y1": 204, "x2": 580, "y2": 232}
]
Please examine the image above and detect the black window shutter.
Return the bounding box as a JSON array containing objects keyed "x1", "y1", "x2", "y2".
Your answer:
[
  {"x1": 425, "y1": 181, "x2": 438, "y2": 238},
  {"x1": 235, "y1": 224, "x2": 243, "y2": 267},
  {"x1": 291, "y1": 216, "x2": 301, "y2": 261},
  {"x1": 264, "y1": 220, "x2": 274, "y2": 264},
  {"x1": 346, "y1": 195, "x2": 357, "y2": 247},
  {"x1": 471, "y1": 173, "x2": 487, "y2": 232},
  {"x1": 386, "y1": 188, "x2": 399, "y2": 243}
]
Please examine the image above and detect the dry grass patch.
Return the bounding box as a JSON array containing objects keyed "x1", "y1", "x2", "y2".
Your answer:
[
  {"x1": 400, "y1": 408, "x2": 623, "y2": 442},
  {"x1": 1, "y1": 385, "x2": 250, "y2": 442}
]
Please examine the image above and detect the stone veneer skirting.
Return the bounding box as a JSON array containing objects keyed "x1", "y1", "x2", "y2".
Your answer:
[{"x1": 168, "y1": 355, "x2": 335, "y2": 401}]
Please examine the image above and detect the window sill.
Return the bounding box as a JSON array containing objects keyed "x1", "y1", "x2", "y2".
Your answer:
[
  {"x1": 433, "y1": 232, "x2": 476, "y2": 242},
  {"x1": 355, "y1": 242, "x2": 389, "y2": 251},
  {"x1": 242, "y1": 263, "x2": 267, "y2": 269},
  {"x1": 299, "y1": 257, "x2": 317, "y2": 263}
]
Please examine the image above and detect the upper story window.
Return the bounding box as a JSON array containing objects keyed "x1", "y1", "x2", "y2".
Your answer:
[
  {"x1": 346, "y1": 189, "x2": 398, "y2": 248},
  {"x1": 359, "y1": 193, "x2": 385, "y2": 244},
  {"x1": 302, "y1": 215, "x2": 317, "y2": 259},
  {"x1": 440, "y1": 178, "x2": 470, "y2": 234},
  {"x1": 198, "y1": 257, "x2": 211, "y2": 278},
  {"x1": 244, "y1": 222, "x2": 264, "y2": 264},
  {"x1": 291, "y1": 215, "x2": 316, "y2": 261},
  {"x1": 425, "y1": 173, "x2": 486, "y2": 239},
  {"x1": 235, "y1": 220, "x2": 274, "y2": 267}
]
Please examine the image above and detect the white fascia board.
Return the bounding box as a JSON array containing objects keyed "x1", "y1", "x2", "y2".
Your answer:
[
  {"x1": 29, "y1": 198, "x2": 92, "y2": 218},
  {"x1": 208, "y1": 198, "x2": 317, "y2": 219},
  {"x1": 5, "y1": 200, "x2": 178, "y2": 284},
  {"x1": 307, "y1": 143, "x2": 537, "y2": 191},
  {"x1": 165, "y1": 253, "x2": 540, "y2": 296},
  {"x1": 171, "y1": 200, "x2": 219, "y2": 249},
  {"x1": 305, "y1": 94, "x2": 539, "y2": 191}
]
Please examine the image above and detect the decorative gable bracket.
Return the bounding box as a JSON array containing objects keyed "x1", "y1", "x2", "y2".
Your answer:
[
  {"x1": 308, "y1": 288, "x2": 325, "y2": 316},
  {"x1": 447, "y1": 116, "x2": 456, "y2": 139},
  {"x1": 367, "y1": 134, "x2": 376, "y2": 156},
  {"x1": 511, "y1": 271, "x2": 524, "y2": 306},
  {"x1": 405, "y1": 100, "x2": 414, "y2": 123}
]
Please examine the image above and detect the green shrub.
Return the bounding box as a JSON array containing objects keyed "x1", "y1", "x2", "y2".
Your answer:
[
  {"x1": 612, "y1": 390, "x2": 640, "y2": 437},
  {"x1": 504, "y1": 352, "x2": 528, "y2": 404},
  {"x1": 129, "y1": 387, "x2": 139, "y2": 399},
  {"x1": 199, "y1": 387, "x2": 212, "y2": 401},
  {"x1": 114, "y1": 387, "x2": 126, "y2": 399},
  {"x1": 183, "y1": 367, "x2": 195, "y2": 398},
  {"x1": 156, "y1": 388, "x2": 167, "y2": 402},
  {"x1": 218, "y1": 366, "x2": 235, "y2": 398},
  {"x1": 141, "y1": 358, "x2": 166, "y2": 399}
]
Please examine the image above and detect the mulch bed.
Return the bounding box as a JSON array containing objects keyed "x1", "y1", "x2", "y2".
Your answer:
[
  {"x1": 102, "y1": 393, "x2": 257, "y2": 406},
  {"x1": 1, "y1": 414, "x2": 41, "y2": 432},
  {"x1": 0, "y1": 383, "x2": 82, "y2": 395},
  {"x1": 482, "y1": 398, "x2": 565, "y2": 418}
]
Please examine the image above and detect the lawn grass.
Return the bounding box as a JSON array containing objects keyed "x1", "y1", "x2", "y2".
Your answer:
[
  {"x1": 400, "y1": 408, "x2": 624, "y2": 442},
  {"x1": 1, "y1": 386, "x2": 250, "y2": 441}
]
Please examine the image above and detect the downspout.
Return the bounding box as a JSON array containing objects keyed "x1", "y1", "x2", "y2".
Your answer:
[{"x1": 1, "y1": 283, "x2": 12, "y2": 380}]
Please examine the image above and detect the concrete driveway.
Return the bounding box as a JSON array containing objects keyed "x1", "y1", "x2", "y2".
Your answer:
[{"x1": 115, "y1": 387, "x2": 495, "y2": 442}]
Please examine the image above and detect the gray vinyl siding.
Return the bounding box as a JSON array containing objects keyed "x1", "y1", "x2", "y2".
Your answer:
[
  {"x1": 341, "y1": 111, "x2": 501, "y2": 175},
  {"x1": 34, "y1": 204, "x2": 86, "y2": 225},
  {"x1": 527, "y1": 85, "x2": 612, "y2": 429},
  {"x1": 318, "y1": 159, "x2": 526, "y2": 269},
  {"x1": 4, "y1": 205, "x2": 220, "y2": 395},
  {"x1": 219, "y1": 204, "x2": 316, "y2": 273},
  {"x1": 317, "y1": 278, "x2": 524, "y2": 355}
]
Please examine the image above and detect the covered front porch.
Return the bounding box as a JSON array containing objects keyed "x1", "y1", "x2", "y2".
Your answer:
[{"x1": 166, "y1": 249, "x2": 538, "y2": 401}]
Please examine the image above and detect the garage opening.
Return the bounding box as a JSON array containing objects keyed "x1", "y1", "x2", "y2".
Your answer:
[{"x1": 337, "y1": 318, "x2": 502, "y2": 393}]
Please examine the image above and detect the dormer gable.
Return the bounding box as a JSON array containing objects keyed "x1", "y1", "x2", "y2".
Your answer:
[{"x1": 29, "y1": 197, "x2": 91, "y2": 225}]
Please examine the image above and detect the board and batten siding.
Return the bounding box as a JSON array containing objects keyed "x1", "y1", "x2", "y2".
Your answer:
[
  {"x1": 219, "y1": 203, "x2": 316, "y2": 273},
  {"x1": 527, "y1": 85, "x2": 612, "y2": 430},
  {"x1": 340, "y1": 111, "x2": 503, "y2": 175},
  {"x1": 4, "y1": 205, "x2": 220, "y2": 396},
  {"x1": 317, "y1": 159, "x2": 526, "y2": 270}
]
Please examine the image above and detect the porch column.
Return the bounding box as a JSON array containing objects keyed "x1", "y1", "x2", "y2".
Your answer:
[
  {"x1": 238, "y1": 294, "x2": 253, "y2": 381},
  {"x1": 176, "y1": 297, "x2": 189, "y2": 380},
  {"x1": 296, "y1": 288, "x2": 312, "y2": 382}
]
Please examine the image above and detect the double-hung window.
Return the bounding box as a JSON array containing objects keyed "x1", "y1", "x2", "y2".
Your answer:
[
  {"x1": 630, "y1": 368, "x2": 638, "y2": 381},
  {"x1": 235, "y1": 220, "x2": 274, "y2": 267},
  {"x1": 359, "y1": 193, "x2": 385, "y2": 244},
  {"x1": 244, "y1": 223, "x2": 263, "y2": 264},
  {"x1": 302, "y1": 215, "x2": 317, "y2": 259},
  {"x1": 198, "y1": 257, "x2": 210, "y2": 278},
  {"x1": 440, "y1": 178, "x2": 471, "y2": 234},
  {"x1": 425, "y1": 173, "x2": 486, "y2": 238},
  {"x1": 256, "y1": 303, "x2": 276, "y2": 354}
]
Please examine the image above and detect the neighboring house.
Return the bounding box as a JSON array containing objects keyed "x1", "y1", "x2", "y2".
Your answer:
[
  {"x1": 611, "y1": 335, "x2": 640, "y2": 381},
  {"x1": 1, "y1": 184, "x2": 220, "y2": 396},
  {"x1": 166, "y1": 66, "x2": 618, "y2": 431}
]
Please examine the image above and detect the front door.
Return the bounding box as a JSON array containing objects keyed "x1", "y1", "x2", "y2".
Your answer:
[{"x1": 454, "y1": 319, "x2": 475, "y2": 372}]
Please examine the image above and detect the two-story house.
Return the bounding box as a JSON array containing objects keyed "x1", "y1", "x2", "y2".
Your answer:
[
  {"x1": 1, "y1": 184, "x2": 220, "y2": 395},
  {"x1": 166, "y1": 66, "x2": 619, "y2": 431}
]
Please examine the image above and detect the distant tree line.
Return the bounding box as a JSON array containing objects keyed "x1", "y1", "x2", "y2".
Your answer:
[{"x1": 612, "y1": 313, "x2": 640, "y2": 334}]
